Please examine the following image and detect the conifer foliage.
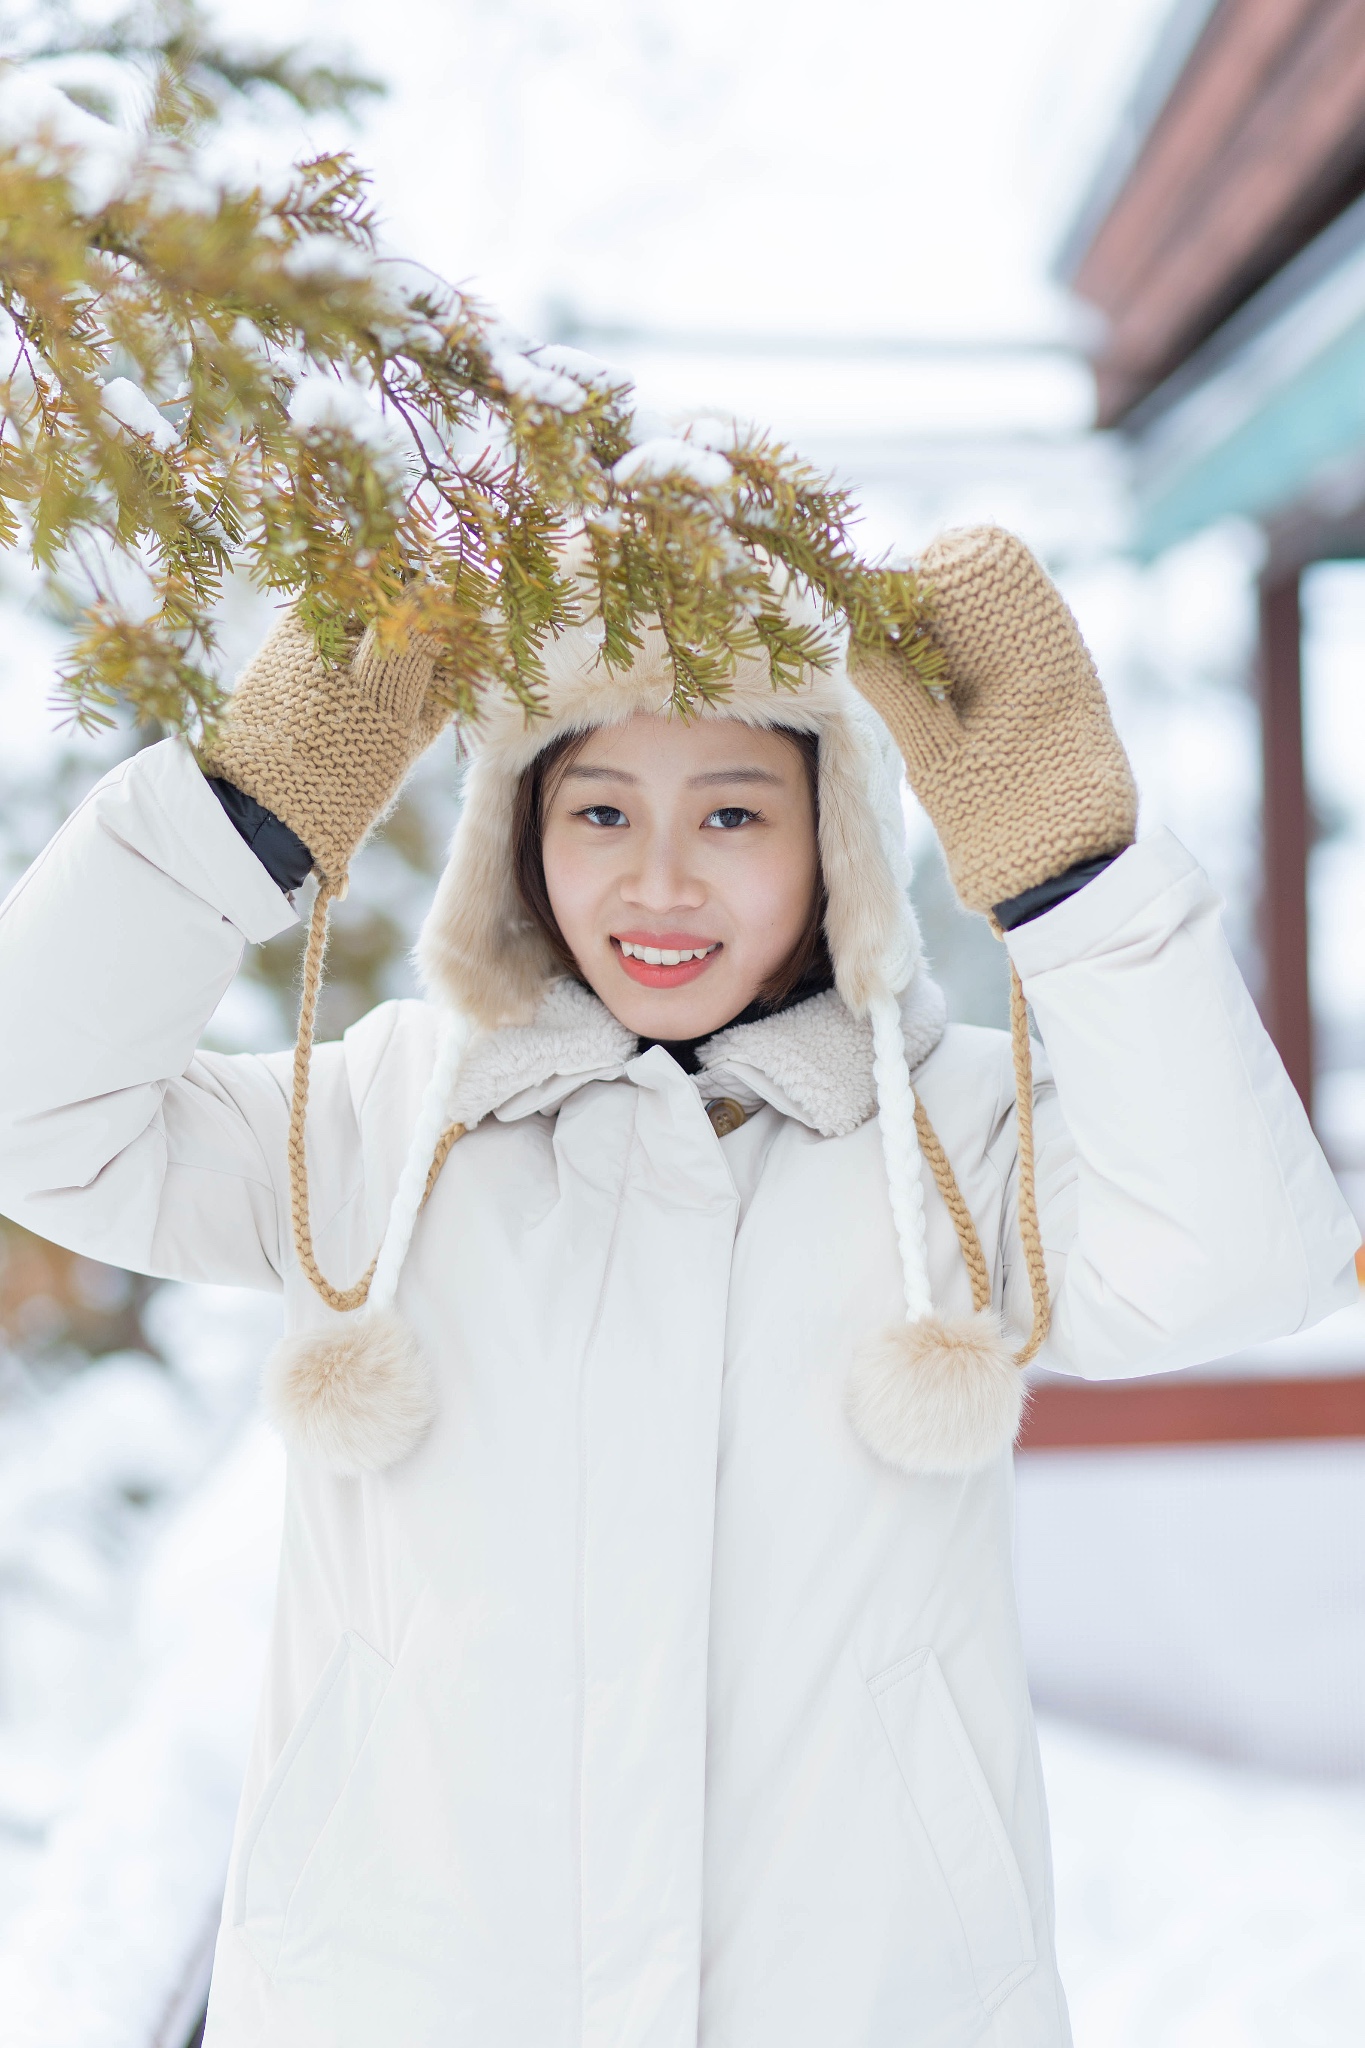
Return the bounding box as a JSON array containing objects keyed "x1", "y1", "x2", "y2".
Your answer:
[{"x1": 0, "y1": 2, "x2": 944, "y2": 740}]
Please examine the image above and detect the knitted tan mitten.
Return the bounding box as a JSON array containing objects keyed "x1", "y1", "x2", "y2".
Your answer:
[
  {"x1": 200, "y1": 612, "x2": 450, "y2": 882},
  {"x1": 850, "y1": 526, "x2": 1137, "y2": 913}
]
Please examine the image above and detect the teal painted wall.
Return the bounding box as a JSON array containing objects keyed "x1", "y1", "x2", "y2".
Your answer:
[{"x1": 1137, "y1": 317, "x2": 1365, "y2": 556}]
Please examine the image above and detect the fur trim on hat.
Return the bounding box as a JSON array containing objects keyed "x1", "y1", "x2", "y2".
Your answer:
[
  {"x1": 418, "y1": 598, "x2": 920, "y2": 1028},
  {"x1": 845, "y1": 1310, "x2": 1025, "y2": 1476},
  {"x1": 264, "y1": 1307, "x2": 434, "y2": 1475}
]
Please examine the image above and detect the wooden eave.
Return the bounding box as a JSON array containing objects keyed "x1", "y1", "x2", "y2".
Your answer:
[{"x1": 1069, "y1": 0, "x2": 1365, "y2": 427}]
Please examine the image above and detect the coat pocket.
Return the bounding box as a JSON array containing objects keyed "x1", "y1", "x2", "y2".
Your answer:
[
  {"x1": 233, "y1": 1631, "x2": 393, "y2": 1979},
  {"x1": 868, "y1": 1647, "x2": 1035, "y2": 2012}
]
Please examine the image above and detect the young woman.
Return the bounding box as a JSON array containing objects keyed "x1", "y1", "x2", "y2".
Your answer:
[{"x1": 0, "y1": 527, "x2": 1354, "y2": 2047}]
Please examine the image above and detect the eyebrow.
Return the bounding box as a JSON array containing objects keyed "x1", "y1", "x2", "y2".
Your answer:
[{"x1": 560, "y1": 764, "x2": 786, "y2": 788}]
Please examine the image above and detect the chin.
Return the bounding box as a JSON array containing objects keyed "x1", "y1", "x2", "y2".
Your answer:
[{"x1": 606, "y1": 980, "x2": 743, "y2": 1042}]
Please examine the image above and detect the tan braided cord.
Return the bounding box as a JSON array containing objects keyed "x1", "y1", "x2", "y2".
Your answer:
[
  {"x1": 1009, "y1": 961, "x2": 1052, "y2": 1366},
  {"x1": 287, "y1": 878, "x2": 465, "y2": 1312},
  {"x1": 913, "y1": 1099, "x2": 992, "y2": 1314},
  {"x1": 424, "y1": 1120, "x2": 467, "y2": 1202}
]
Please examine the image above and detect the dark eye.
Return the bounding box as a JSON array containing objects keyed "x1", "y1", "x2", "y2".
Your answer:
[
  {"x1": 704, "y1": 806, "x2": 757, "y2": 830},
  {"x1": 578, "y1": 805, "x2": 628, "y2": 828}
]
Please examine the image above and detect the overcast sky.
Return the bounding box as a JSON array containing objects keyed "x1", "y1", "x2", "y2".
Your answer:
[{"x1": 213, "y1": 0, "x2": 1175, "y2": 351}]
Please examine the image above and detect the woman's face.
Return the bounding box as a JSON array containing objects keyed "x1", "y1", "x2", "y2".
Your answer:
[{"x1": 541, "y1": 712, "x2": 820, "y2": 1040}]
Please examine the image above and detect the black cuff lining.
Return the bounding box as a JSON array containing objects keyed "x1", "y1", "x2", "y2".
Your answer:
[
  {"x1": 206, "y1": 776, "x2": 314, "y2": 893},
  {"x1": 993, "y1": 850, "x2": 1126, "y2": 931}
]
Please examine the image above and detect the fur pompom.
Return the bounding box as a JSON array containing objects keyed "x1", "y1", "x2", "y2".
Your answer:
[
  {"x1": 846, "y1": 1310, "x2": 1025, "y2": 1477},
  {"x1": 264, "y1": 1307, "x2": 435, "y2": 1476}
]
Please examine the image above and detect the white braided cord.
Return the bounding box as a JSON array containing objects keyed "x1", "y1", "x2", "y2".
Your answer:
[{"x1": 869, "y1": 990, "x2": 933, "y2": 1324}]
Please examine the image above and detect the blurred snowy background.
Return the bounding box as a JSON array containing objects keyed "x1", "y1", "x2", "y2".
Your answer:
[{"x1": 2, "y1": 0, "x2": 1365, "y2": 2042}]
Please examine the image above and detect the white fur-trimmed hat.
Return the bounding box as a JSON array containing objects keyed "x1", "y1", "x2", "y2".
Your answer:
[{"x1": 418, "y1": 591, "x2": 919, "y2": 1027}]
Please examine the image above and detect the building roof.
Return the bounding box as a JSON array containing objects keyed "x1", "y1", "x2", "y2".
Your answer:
[{"x1": 1063, "y1": 0, "x2": 1365, "y2": 427}]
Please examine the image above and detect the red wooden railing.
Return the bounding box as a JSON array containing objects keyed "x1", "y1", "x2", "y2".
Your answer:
[{"x1": 1018, "y1": 1373, "x2": 1365, "y2": 1450}]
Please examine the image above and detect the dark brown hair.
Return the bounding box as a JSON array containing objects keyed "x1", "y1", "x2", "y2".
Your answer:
[{"x1": 511, "y1": 725, "x2": 832, "y2": 1008}]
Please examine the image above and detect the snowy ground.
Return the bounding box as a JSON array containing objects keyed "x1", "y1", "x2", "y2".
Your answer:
[
  {"x1": 1043, "y1": 1720, "x2": 1365, "y2": 2046},
  {"x1": 1, "y1": 1298, "x2": 1364, "y2": 2044},
  {"x1": 0, "y1": 1286, "x2": 283, "y2": 2047},
  {"x1": 1016, "y1": 1306, "x2": 1365, "y2": 1778}
]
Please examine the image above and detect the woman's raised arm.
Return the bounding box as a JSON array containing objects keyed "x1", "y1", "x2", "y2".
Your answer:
[
  {"x1": 0, "y1": 735, "x2": 303, "y2": 1285},
  {"x1": 0, "y1": 610, "x2": 452, "y2": 1290},
  {"x1": 853, "y1": 524, "x2": 1359, "y2": 1381},
  {"x1": 1001, "y1": 829, "x2": 1359, "y2": 1377}
]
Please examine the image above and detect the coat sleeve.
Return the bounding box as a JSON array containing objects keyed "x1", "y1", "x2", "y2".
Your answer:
[
  {"x1": 0, "y1": 736, "x2": 317, "y2": 1289},
  {"x1": 997, "y1": 829, "x2": 1360, "y2": 1379}
]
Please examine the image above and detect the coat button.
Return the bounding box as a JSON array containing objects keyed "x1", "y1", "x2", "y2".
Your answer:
[{"x1": 705, "y1": 1096, "x2": 749, "y2": 1138}]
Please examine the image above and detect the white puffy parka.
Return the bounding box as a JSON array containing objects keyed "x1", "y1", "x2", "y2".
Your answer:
[{"x1": 0, "y1": 624, "x2": 1356, "y2": 2048}]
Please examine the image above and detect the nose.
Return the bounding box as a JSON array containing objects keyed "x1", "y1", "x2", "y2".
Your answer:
[{"x1": 619, "y1": 821, "x2": 706, "y2": 914}]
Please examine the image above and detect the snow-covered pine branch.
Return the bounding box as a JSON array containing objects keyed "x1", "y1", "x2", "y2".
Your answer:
[{"x1": 0, "y1": 35, "x2": 943, "y2": 739}]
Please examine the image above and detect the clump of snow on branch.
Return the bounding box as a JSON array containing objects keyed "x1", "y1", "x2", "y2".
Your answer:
[
  {"x1": 528, "y1": 341, "x2": 629, "y2": 392},
  {"x1": 286, "y1": 371, "x2": 409, "y2": 476},
  {"x1": 281, "y1": 234, "x2": 373, "y2": 286},
  {"x1": 613, "y1": 436, "x2": 733, "y2": 489},
  {"x1": 0, "y1": 69, "x2": 136, "y2": 214},
  {"x1": 487, "y1": 340, "x2": 587, "y2": 413},
  {"x1": 99, "y1": 378, "x2": 178, "y2": 452},
  {"x1": 686, "y1": 414, "x2": 746, "y2": 452}
]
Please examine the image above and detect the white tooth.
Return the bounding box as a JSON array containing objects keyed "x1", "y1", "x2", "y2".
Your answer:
[
  {"x1": 661, "y1": 949, "x2": 682, "y2": 966},
  {"x1": 642, "y1": 946, "x2": 664, "y2": 965},
  {"x1": 678, "y1": 950, "x2": 695, "y2": 962}
]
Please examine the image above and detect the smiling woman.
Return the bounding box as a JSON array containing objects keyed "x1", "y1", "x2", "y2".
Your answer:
[
  {"x1": 0, "y1": 529, "x2": 1354, "y2": 2048},
  {"x1": 525, "y1": 716, "x2": 825, "y2": 1040}
]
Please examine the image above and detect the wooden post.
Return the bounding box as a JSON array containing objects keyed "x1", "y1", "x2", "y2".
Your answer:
[{"x1": 1258, "y1": 571, "x2": 1313, "y2": 1116}]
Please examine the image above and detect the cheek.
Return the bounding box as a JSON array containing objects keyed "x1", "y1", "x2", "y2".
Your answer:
[
  {"x1": 717, "y1": 828, "x2": 818, "y2": 949},
  {"x1": 541, "y1": 826, "x2": 604, "y2": 946}
]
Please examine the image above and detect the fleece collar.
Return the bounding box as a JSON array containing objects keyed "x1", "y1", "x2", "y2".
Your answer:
[{"x1": 446, "y1": 974, "x2": 947, "y2": 1139}]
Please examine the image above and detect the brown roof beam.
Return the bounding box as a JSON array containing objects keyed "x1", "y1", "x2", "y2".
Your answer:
[{"x1": 1070, "y1": 0, "x2": 1365, "y2": 422}]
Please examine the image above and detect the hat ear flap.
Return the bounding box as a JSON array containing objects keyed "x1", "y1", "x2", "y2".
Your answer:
[
  {"x1": 817, "y1": 707, "x2": 920, "y2": 1015},
  {"x1": 419, "y1": 753, "x2": 558, "y2": 1028}
]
